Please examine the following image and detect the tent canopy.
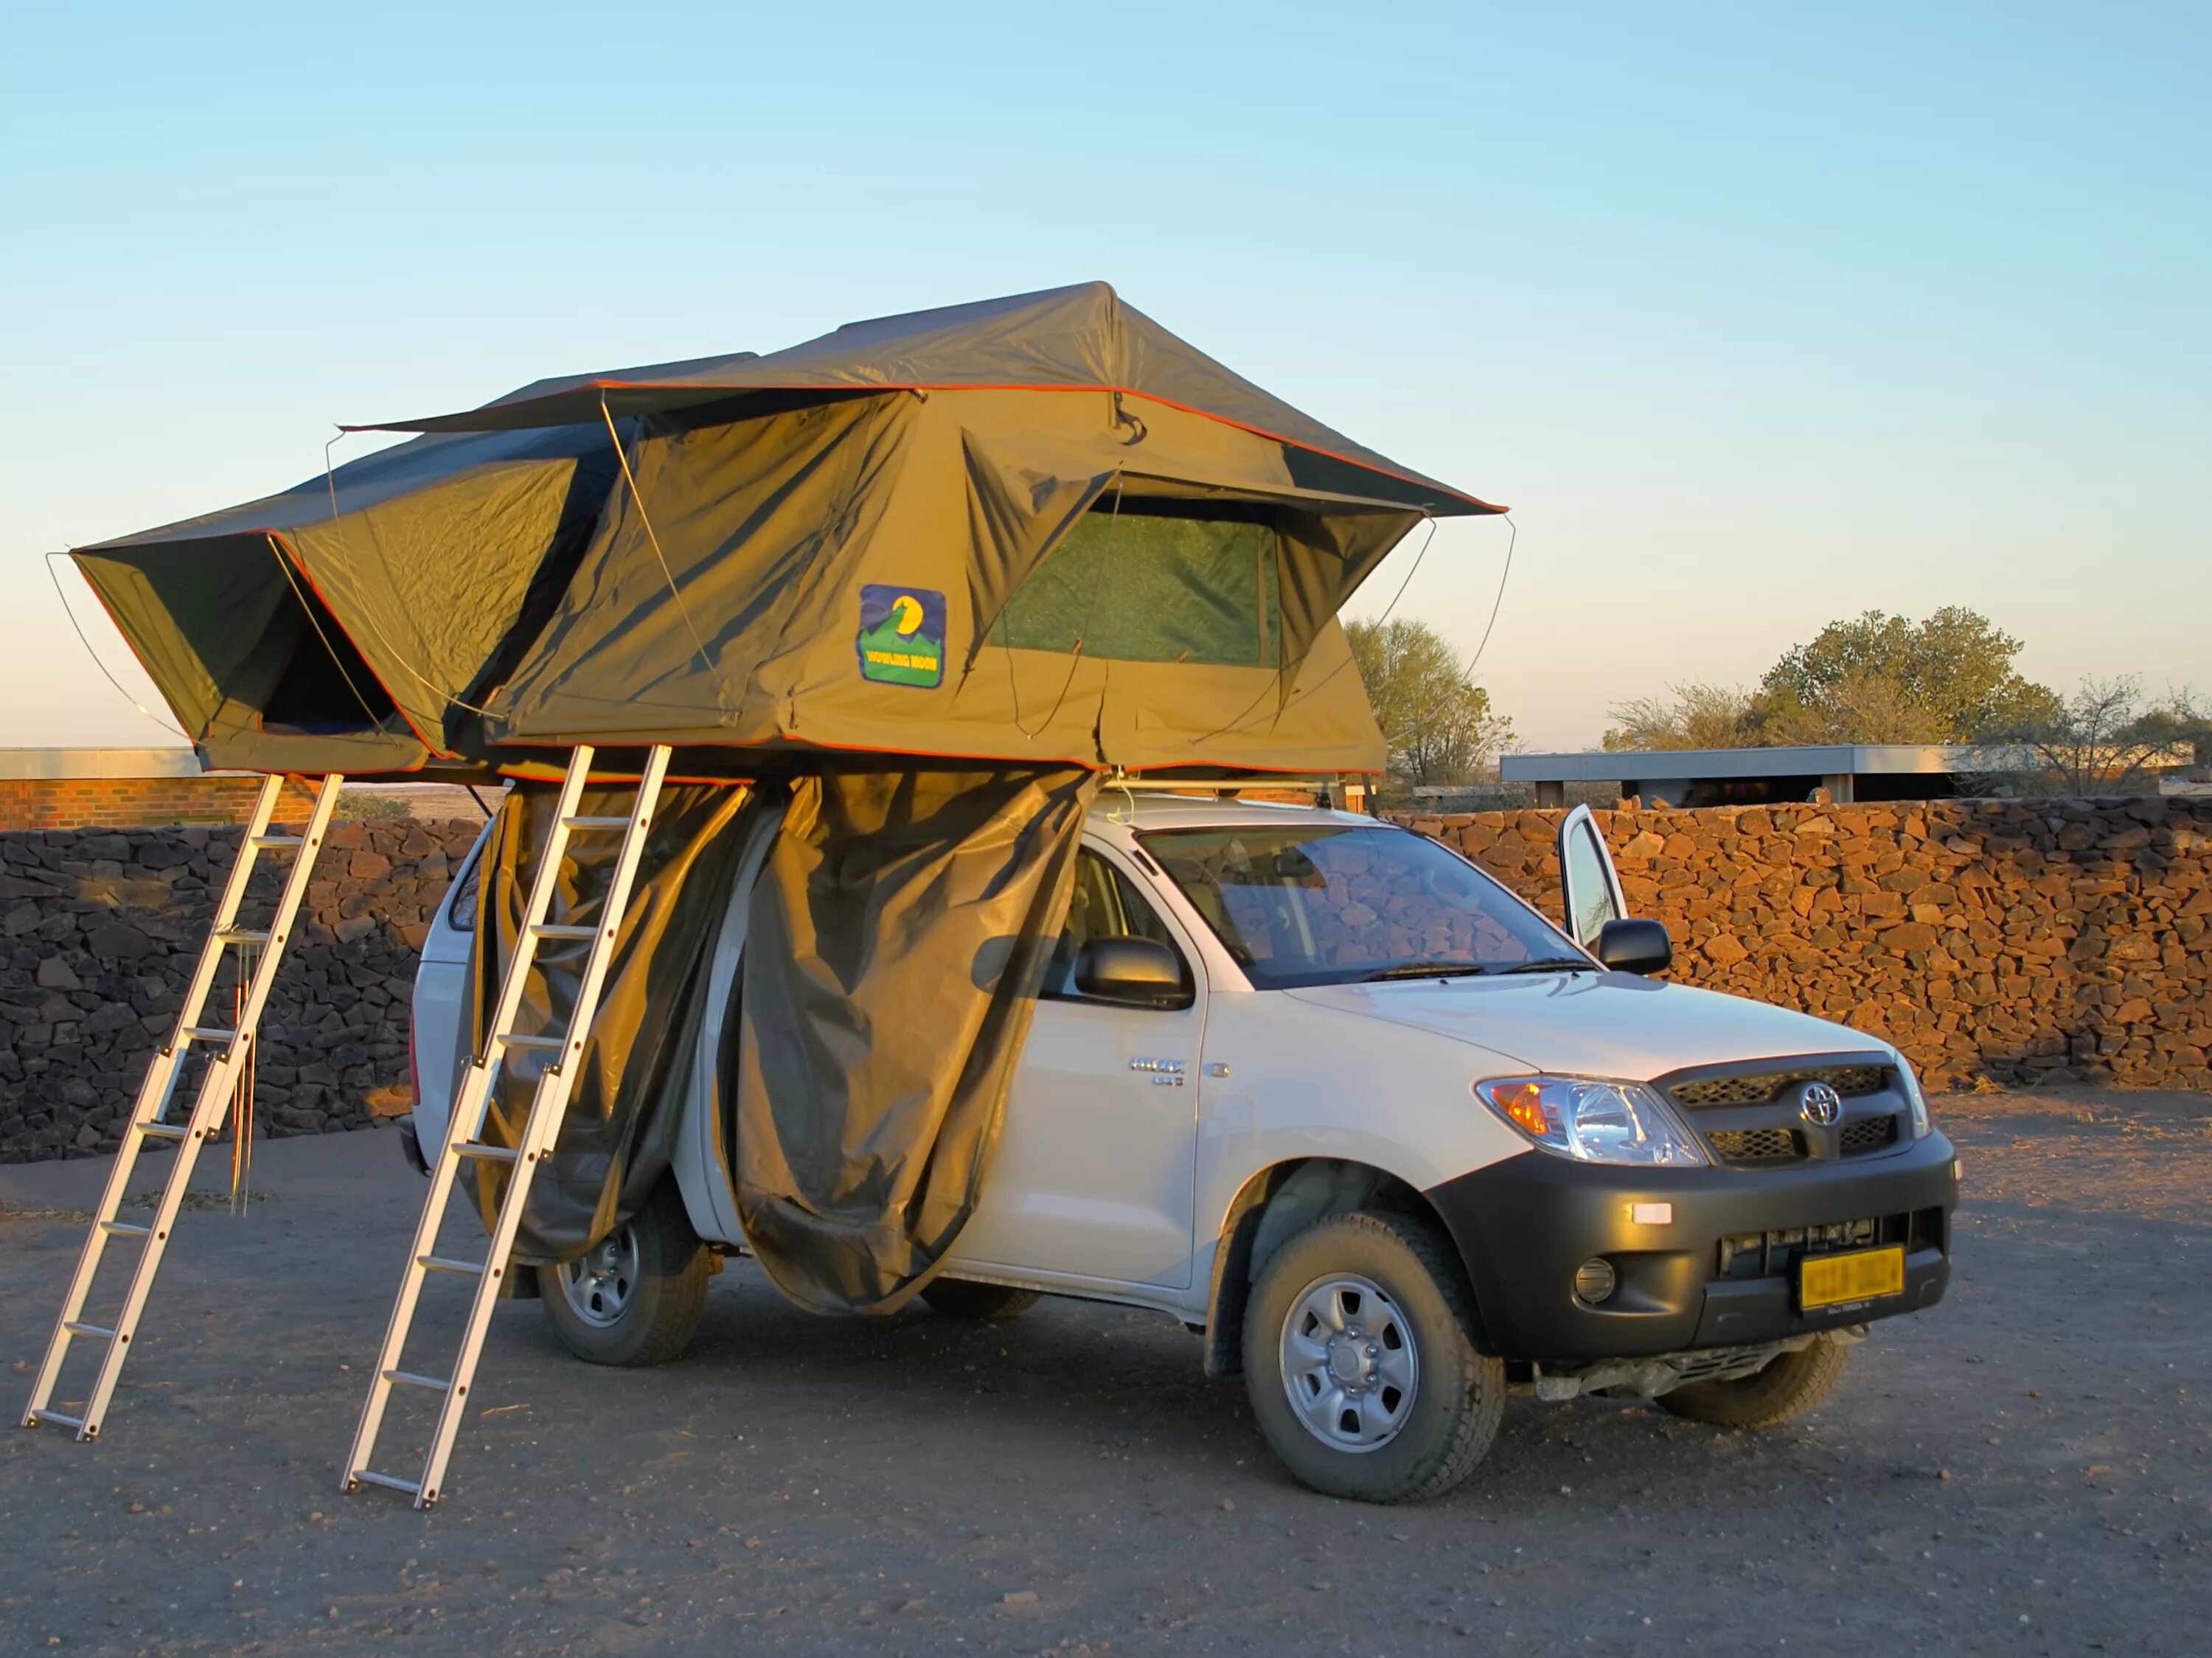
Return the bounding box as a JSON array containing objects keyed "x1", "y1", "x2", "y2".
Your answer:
[
  {"x1": 74, "y1": 284, "x2": 1500, "y2": 779},
  {"x1": 74, "y1": 419, "x2": 622, "y2": 775}
]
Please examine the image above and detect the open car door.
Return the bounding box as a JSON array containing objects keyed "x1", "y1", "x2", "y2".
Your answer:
[{"x1": 1556, "y1": 804, "x2": 1627, "y2": 948}]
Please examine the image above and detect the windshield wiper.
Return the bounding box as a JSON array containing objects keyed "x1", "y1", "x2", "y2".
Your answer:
[
  {"x1": 1360, "y1": 963, "x2": 1491, "y2": 982},
  {"x1": 1495, "y1": 957, "x2": 1601, "y2": 975}
]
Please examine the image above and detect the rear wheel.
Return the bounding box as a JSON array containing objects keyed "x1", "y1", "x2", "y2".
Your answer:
[
  {"x1": 1657, "y1": 1332, "x2": 1852, "y2": 1428},
  {"x1": 538, "y1": 1182, "x2": 710, "y2": 1367},
  {"x1": 919, "y1": 1278, "x2": 1040, "y2": 1320},
  {"x1": 1242, "y1": 1210, "x2": 1503, "y2": 1504}
]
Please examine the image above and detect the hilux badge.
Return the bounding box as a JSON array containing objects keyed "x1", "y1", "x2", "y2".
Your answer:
[{"x1": 1798, "y1": 1081, "x2": 1843, "y2": 1127}]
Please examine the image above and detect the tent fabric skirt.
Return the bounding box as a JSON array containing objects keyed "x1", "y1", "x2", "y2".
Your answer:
[
  {"x1": 465, "y1": 762, "x2": 1093, "y2": 1315},
  {"x1": 734, "y1": 766, "x2": 1094, "y2": 1314}
]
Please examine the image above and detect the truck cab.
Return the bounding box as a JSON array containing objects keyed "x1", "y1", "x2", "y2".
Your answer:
[{"x1": 407, "y1": 794, "x2": 1957, "y2": 1503}]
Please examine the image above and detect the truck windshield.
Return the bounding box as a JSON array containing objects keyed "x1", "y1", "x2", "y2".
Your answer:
[{"x1": 1138, "y1": 824, "x2": 1587, "y2": 990}]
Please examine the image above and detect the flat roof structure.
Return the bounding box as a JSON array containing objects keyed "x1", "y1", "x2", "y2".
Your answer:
[{"x1": 1499, "y1": 743, "x2": 2041, "y2": 807}]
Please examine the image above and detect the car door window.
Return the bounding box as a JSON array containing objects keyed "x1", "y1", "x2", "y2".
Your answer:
[
  {"x1": 1557, "y1": 806, "x2": 1625, "y2": 947},
  {"x1": 1043, "y1": 849, "x2": 1192, "y2": 1003}
]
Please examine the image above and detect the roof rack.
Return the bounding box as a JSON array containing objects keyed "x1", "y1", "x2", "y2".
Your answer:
[{"x1": 1103, "y1": 771, "x2": 1380, "y2": 810}]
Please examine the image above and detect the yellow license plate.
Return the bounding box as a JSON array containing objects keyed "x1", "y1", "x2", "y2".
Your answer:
[{"x1": 1799, "y1": 1245, "x2": 1905, "y2": 1310}]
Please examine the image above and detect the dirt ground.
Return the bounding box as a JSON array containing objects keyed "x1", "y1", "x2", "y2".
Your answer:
[{"x1": 1, "y1": 1087, "x2": 2206, "y2": 1657}]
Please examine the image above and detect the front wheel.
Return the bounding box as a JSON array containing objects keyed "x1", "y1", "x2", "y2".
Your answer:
[
  {"x1": 1242, "y1": 1210, "x2": 1503, "y2": 1504},
  {"x1": 1656, "y1": 1331, "x2": 1852, "y2": 1428},
  {"x1": 538, "y1": 1181, "x2": 710, "y2": 1367}
]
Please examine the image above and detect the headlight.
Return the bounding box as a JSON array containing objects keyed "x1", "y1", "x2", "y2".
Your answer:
[
  {"x1": 1896, "y1": 1058, "x2": 1932, "y2": 1138},
  {"x1": 1473, "y1": 1075, "x2": 1708, "y2": 1167}
]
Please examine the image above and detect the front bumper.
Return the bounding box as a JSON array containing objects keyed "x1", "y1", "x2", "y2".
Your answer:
[{"x1": 1425, "y1": 1129, "x2": 1957, "y2": 1362}]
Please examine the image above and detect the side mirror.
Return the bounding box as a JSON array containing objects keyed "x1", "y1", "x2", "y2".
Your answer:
[
  {"x1": 1074, "y1": 936, "x2": 1186, "y2": 1006},
  {"x1": 1593, "y1": 917, "x2": 1672, "y2": 976}
]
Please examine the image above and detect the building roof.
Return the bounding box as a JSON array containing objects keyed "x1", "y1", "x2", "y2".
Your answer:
[{"x1": 1499, "y1": 743, "x2": 2037, "y2": 783}]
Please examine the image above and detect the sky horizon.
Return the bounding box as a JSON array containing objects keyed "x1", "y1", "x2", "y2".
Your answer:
[{"x1": 4, "y1": 4, "x2": 2203, "y2": 756}]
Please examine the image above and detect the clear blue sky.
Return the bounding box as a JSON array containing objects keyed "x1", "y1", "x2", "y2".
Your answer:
[{"x1": 3, "y1": 1, "x2": 2203, "y2": 751}]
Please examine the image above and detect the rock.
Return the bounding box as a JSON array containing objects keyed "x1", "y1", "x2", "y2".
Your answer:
[
  {"x1": 1703, "y1": 935, "x2": 1748, "y2": 966},
  {"x1": 35, "y1": 957, "x2": 82, "y2": 991},
  {"x1": 85, "y1": 922, "x2": 157, "y2": 961}
]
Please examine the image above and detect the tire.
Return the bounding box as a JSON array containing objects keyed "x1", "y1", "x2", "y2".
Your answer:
[
  {"x1": 1656, "y1": 1332, "x2": 1853, "y2": 1428},
  {"x1": 537, "y1": 1181, "x2": 710, "y2": 1367},
  {"x1": 919, "y1": 1278, "x2": 1041, "y2": 1320},
  {"x1": 1242, "y1": 1209, "x2": 1503, "y2": 1504}
]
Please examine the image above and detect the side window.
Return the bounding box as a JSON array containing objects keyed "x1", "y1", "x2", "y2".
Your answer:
[
  {"x1": 1043, "y1": 850, "x2": 1192, "y2": 1003},
  {"x1": 1557, "y1": 807, "x2": 1624, "y2": 947}
]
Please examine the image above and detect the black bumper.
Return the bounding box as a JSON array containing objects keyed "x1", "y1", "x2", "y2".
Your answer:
[{"x1": 1425, "y1": 1130, "x2": 1957, "y2": 1362}]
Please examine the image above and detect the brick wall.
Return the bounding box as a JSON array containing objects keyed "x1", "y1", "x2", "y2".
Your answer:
[
  {"x1": 1403, "y1": 796, "x2": 2212, "y2": 1092},
  {"x1": 0, "y1": 776, "x2": 324, "y2": 832}
]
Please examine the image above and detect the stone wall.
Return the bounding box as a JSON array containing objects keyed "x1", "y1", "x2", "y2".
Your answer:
[
  {"x1": 0, "y1": 818, "x2": 479, "y2": 1163},
  {"x1": 1404, "y1": 796, "x2": 2212, "y2": 1092},
  {"x1": 5, "y1": 796, "x2": 2207, "y2": 1163}
]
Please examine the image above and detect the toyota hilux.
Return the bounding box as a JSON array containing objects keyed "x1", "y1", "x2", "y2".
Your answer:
[{"x1": 403, "y1": 794, "x2": 1958, "y2": 1503}]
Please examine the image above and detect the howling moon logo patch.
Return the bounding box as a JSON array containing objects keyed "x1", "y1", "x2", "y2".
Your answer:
[{"x1": 855, "y1": 585, "x2": 946, "y2": 688}]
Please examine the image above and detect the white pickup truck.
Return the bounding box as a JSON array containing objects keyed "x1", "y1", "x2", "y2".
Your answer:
[{"x1": 404, "y1": 795, "x2": 1958, "y2": 1504}]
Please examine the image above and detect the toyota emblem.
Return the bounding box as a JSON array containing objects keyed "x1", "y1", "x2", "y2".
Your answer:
[{"x1": 1798, "y1": 1081, "x2": 1843, "y2": 1128}]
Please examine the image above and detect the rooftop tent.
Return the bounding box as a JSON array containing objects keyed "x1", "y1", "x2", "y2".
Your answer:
[{"x1": 368, "y1": 284, "x2": 1503, "y2": 774}]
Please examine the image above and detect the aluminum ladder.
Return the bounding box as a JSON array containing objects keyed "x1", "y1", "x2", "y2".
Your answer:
[
  {"x1": 343, "y1": 744, "x2": 669, "y2": 1508},
  {"x1": 21, "y1": 771, "x2": 344, "y2": 1441}
]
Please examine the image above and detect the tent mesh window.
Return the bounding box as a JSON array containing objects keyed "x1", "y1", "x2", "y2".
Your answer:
[
  {"x1": 990, "y1": 501, "x2": 1282, "y2": 668},
  {"x1": 260, "y1": 579, "x2": 402, "y2": 735}
]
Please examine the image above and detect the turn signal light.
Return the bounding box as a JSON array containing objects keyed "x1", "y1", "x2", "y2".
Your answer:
[{"x1": 1489, "y1": 1080, "x2": 1550, "y2": 1138}]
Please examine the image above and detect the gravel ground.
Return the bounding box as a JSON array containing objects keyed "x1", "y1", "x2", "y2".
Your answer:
[{"x1": 1, "y1": 1087, "x2": 2206, "y2": 1657}]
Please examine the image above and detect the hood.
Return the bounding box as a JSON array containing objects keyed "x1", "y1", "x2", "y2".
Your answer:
[{"x1": 1283, "y1": 972, "x2": 1888, "y2": 1082}]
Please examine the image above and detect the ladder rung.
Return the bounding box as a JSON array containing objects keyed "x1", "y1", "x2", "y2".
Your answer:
[
  {"x1": 63, "y1": 1320, "x2": 117, "y2": 1340},
  {"x1": 451, "y1": 1141, "x2": 518, "y2": 1163},
  {"x1": 560, "y1": 815, "x2": 632, "y2": 830},
  {"x1": 528, "y1": 923, "x2": 599, "y2": 940},
  {"x1": 350, "y1": 1469, "x2": 422, "y2": 1496},
  {"x1": 248, "y1": 834, "x2": 305, "y2": 850},
  {"x1": 417, "y1": 1254, "x2": 485, "y2": 1276},
  {"x1": 383, "y1": 1369, "x2": 451, "y2": 1393},
  {"x1": 137, "y1": 1121, "x2": 189, "y2": 1141},
  {"x1": 181, "y1": 1026, "x2": 237, "y2": 1043},
  {"x1": 100, "y1": 1219, "x2": 153, "y2": 1239},
  {"x1": 28, "y1": 1408, "x2": 85, "y2": 1430},
  {"x1": 213, "y1": 927, "x2": 271, "y2": 945},
  {"x1": 495, "y1": 1032, "x2": 566, "y2": 1051}
]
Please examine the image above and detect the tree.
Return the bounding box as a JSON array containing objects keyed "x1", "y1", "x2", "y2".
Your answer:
[
  {"x1": 1749, "y1": 607, "x2": 2060, "y2": 745},
  {"x1": 1602, "y1": 680, "x2": 1756, "y2": 751},
  {"x1": 1984, "y1": 676, "x2": 2208, "y2": 795},
  {"x1": 1346, "y1": 618, "x2": 1514, "y2": 787}
]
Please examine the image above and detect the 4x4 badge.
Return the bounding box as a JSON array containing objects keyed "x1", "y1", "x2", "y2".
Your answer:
[{"x1": 1798, "y1": 1081, "x2": 1843, "y2": 1127}]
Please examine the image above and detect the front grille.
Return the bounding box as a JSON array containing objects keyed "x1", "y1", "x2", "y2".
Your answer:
[
  {"x1": 1840, "y1": 1115, "x2": 1899, "y2": 1154},
  {"x1": 1672, "y1": 1065, "x2": 1890, "y2": 1109},
  {"x1": 1709, "y1": 1127, "x2": 1803, "y2": 1162}
]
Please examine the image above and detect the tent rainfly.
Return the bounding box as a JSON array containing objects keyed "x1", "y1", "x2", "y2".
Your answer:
[{"x1": 74, "y1": 282, "x2": 1501, "y2": 781}]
